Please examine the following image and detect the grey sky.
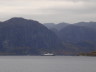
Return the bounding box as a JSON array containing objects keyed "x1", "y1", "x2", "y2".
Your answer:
[{"x1": 0, "y1": 0, "x2": 96, "y2": 23}]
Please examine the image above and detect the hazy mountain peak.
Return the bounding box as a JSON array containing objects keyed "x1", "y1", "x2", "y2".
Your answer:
[
  {"x1": 4, "y1": 17, "x2": 41, "y2": 25},
  {"x1": 58, "y1": 22, "x2": 69, "y2": 25},
  {"x1": 7, "y1": 17, "x2": 26, "y2": 22}
]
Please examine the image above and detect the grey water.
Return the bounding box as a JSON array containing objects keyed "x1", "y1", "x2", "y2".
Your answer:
[{"x1": 0, "y1": 56, "x2": 96, "y2": 72}]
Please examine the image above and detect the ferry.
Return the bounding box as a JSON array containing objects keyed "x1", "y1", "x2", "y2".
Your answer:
[{"x1": 42, "y1": 53, "x2": 55, "y2": 56}]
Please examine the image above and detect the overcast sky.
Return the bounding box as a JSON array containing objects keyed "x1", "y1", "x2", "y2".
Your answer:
[{"x1": 0, "y1": 0, "x2": 96, "y2": 23}]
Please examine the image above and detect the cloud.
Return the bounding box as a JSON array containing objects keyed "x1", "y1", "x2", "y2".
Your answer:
[{"x1": 0, "y1": 0, "x2": 96, "y2": 23}]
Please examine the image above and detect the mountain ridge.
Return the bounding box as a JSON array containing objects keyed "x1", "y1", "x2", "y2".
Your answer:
[
  {"x1": 0, "y1": 17, "x2": 66, "y2": 55},
  {"x1": 0, "y1": 17, "x2": 96, "y2": 55}
]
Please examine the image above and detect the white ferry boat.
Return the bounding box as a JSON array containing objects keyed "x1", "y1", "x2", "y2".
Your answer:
[{"x1": 42, "y1": 53, "x2": 55, "y2": 56}]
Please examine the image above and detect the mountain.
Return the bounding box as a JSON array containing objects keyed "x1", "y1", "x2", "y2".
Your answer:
[
  {"x1": 55, "y1": 22, "x2": 70, "y2": 30},
  {"x1": 56, "y1": 25, "x2": 96, "y2": 54},
  {"x1": 44, "y1": 22, "x2": 96, "y2": 31},
  {"x1": 75, "y1": 22, "x2": 96, "y2": 30},
  {"x1": 0, "y1": 17, "x2": 65, "y2": 55},
  {"x1": 44, "y1": 22, "x2": 96, "y2": 54},
  {"x1": 58, "y1": 25, "x2": 96, "y2": 43},
  {"x1": 43, "y1": 23, "x2": 56, "y2": 29},
  {"x1": 44, "y1": 22, "x2": 70, "y2": 31},
  {"x1": 63, "y1": 41, "x2": 96, "y2": 55},
  {"x1": 0, "y1": 18, "x2": 96, "y2": 55}
]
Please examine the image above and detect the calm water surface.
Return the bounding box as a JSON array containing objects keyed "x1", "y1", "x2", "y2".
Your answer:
[{"x1": 0, "y1": 56, "x2": 96, "y2": 72}]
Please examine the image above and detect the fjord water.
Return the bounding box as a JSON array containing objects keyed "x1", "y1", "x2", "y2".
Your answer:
[{"x1": 0, "y1": 56, "x2": 96, "y2": 72}]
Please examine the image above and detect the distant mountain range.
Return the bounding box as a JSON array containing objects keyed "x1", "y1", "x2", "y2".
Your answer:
[
  {"x1": 44, "y1": 22, "x2": 96, "y2": 54},
  {"x1": 0, "y1": 18, "x2": 96, "y2": 55},
  {"x1": 44, "y1": 22, "x2": 96, "y2": 31},
  {"x1": 44, "y1": 22, "x2": 70, "y2": 31}
]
